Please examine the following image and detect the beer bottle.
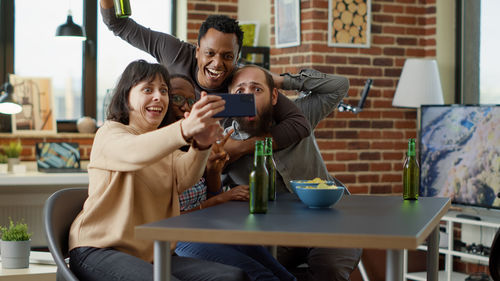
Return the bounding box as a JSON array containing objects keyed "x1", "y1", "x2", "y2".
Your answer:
[
  {"x1": 249, "y1": 141, "x2": 268, "y2": 213},
  {"x1": 264, "y1": 137, "x2": 276, "y2": 201},
  {"x1": 114, "y1": 0, "x2": 132, "y2": 18},
  {"x1": 403, "y1": 138, "x2": 419, "y2": 200}
]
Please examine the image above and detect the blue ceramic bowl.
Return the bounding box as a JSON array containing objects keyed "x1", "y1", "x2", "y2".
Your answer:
[
  {"x1": 289, "y1": 180, "x2": 336, "y2": 194},
  {"x1": 294, "y1": 185, "x2": 345, "y2": 208}
]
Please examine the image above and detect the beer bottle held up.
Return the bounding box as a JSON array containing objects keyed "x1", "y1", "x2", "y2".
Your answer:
[
  {"x1": 114, "y1": 0, "x2": 132, "y2": 18},
  {"x1": 249, "y1": 141, "x2": 268, "y2": 213},
  {"x1": 264, "y1": 137, "x2": 276, "y2": 201},
  {"x1": 403, "y1": 138, "x2": 419, "y2": 200}
]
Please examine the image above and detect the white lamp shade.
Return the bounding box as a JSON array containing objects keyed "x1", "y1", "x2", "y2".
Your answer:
[
  {"x1": 0, "y1": 102, "x2": 22, "y2": 114},
  {"x1": 392, "y1": 58, "x2": 444, "y2": 108}
]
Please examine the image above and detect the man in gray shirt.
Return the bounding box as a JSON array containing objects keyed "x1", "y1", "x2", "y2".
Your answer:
[{"x1": 222, "y1": 65, "x2": 362, "y2": 281}]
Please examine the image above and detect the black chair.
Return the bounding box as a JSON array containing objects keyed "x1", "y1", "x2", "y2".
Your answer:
[
  {"x1": 490, "y1": 227, "x2": 500, "y2": 281},
  {"x1": 43, "y1": 188, "x2": 88, "y2": 281}
]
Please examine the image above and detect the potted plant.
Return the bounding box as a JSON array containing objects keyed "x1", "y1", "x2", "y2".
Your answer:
[
  {"x1": 0, "y1": 218, "x2": 32, "y2": 269},
  {"x1": 0, "y1": 153, "x2": 7, "y2": 174},
  {"x1": 2, "y1": 141, "x2": 22, "y2": 172}
]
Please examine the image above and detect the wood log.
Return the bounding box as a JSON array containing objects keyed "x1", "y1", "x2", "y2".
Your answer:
[
  {"x1": 337, "y1": 2, "x2": 346, "y2": 12},
  {"x1": 341, "y1": 11, "x2": 353, "y2": 26},
  {"x1": 349, "y1": 25, "x2": 360, "y2": 37},
  {"x1": 348, "y1": 2, "x2": 358, "y2": 13},
  {"x1": 336, "y1": 29, "x2": 350, "y2": 43},
  {"x1": 354, "y1": 36, "x2": 364, "y2": 44},
  {"x1": 353, "y1": 14, "x2": 364, "y2": 27},
  {"x1": 333, "y1": 8, "x2": 340, "y2": 18},
  {"x1": 358, "y1": 3, "x2": 367, "y2": 15},
  {"x1": 333, "y1": 18, "x2": 344, "y2": 31}
]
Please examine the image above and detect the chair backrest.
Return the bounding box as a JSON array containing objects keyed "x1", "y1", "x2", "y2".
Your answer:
[
  {"x1": 43, "y1": 188, "x2": 88, "y2": 281},
  {"x1": 490, "y1": 227, "x2": 500, "y2": 281}
]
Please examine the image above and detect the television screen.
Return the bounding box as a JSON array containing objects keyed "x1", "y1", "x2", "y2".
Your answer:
[{"x1": 420, "y1": 105, "x2": 500, "y2": 209}]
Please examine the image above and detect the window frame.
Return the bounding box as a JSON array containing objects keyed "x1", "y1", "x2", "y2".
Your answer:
[
  {"x1": 455, "y1": 0, "x2": 500, "y2": 105},
  {"x1": 0, "y1": 0, "x2": 176, "y2": 131},
  {"x1": 83, "y1": 0, "x2": 98, "y2": 119},
  {"x1": 455, "y1": 0, "x2": 480, "y2": 104}
]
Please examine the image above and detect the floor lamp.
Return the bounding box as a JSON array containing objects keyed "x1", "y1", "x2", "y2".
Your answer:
[{"x1": 391, "y1": 59, "x2": 444, "y2": 281}]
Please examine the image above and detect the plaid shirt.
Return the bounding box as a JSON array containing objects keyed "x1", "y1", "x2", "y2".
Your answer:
[{"x1": 179, "y1": 178, "x2": 207, "y2": 211}]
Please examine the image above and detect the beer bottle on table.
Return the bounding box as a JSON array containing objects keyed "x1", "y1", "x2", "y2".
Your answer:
[
  {"x1": 249, "y1": 141, "x2": 268, "y2": 213},
  {"x1": 403, "y1": 138, "x2": 419, "y2": 200},
  {"x1": 264, "y1": 137, "x2": 276, "y2": 201},
  {"x1": 114, "y1": 0, "x2": 132, "y2": 18}
]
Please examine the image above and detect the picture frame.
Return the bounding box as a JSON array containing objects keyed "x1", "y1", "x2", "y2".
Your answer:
[
  {"x1": 274, "y1": 0, "x2": 301, "y2": 48},
  {"x1": 9, "y1": 74, "x2": 56, "y2": 135},
  {"x1": 239, "y1": 21, "x2": 261, "y2": 64},
  {"x1": 328, "y1": 0, "x2": 371, "y2": 48},
  {"x1": 239, "y1": 21, "x2": 260, "y2": 47}
]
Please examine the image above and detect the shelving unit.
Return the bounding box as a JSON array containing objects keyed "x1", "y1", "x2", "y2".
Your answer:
[{"x1": 404, "y1": 210, "x2": 500, "y2": 281}]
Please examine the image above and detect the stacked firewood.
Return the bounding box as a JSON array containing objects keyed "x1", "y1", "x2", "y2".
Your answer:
[{"x1": 330, "y1": 0, "x2": 368, "y2": 44}]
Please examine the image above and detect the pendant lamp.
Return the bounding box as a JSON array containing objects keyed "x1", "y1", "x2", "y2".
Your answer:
[
  {"x1": 0, "y1": 82, "x2": 22, "y2": 115},
  {"x1": 56, "y1": 10, "x2": 86, "y2": 40}
]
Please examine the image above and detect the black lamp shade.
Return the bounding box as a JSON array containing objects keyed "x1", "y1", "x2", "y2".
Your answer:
[
  {"x1": 0, "y1": 82, "x2": 22, "y2": 115},
  {"x1": 56, "y1": 14, "x2": 86, "y2": 38},
  {"x1": 0, "y1": 82, "x2": 13, "y2": 97}
]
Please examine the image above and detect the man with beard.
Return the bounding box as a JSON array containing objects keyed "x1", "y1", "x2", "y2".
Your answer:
[
  {"x1": 100, "y1": 0, "x2": 311, "y2": 156},
  {"x1": 221, "y1": 65, "x2": 363, "y2": 281}
]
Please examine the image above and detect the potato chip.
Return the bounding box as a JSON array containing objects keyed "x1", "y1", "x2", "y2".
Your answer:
[
  {"x1": 304, "y1": 178, "x2": 325, "y2": 184},
  {"x1": 297, "y1": 183, "x2": 338, "y2": 189},
  {"x1": 317, "y1": 183, "x2": 338, "y2": 189}
]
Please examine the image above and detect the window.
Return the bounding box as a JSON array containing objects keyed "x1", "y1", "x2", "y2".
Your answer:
[
  {"x1": 96, "y1": 0, "x2": 171, "y2": 125},
  {"x1": 14, "y1": 0, "x2": 84, "y2": 120},
  {"x1": 479, "y1": 0, "x2": 500, "y2": 104},
  {"x1": 2, "y1": 0, "x2": 173, "y2": 128},
  {"x1": 457, "y1": 0, "x2": 500, "y2": 104}
]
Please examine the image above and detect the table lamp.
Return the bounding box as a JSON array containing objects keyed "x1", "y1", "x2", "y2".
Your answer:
[
  {"x1": 393, "y1": 58, "x2": 444, "y2": 108},
  {"x1": 0, "y1": 82, "x2": 22, "y2": 115},
  {"x1": 392, "y1": 58, "x2": 444, "y2": 129}
]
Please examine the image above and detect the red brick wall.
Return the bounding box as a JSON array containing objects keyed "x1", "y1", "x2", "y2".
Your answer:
[
  {"x1": 186, "y1": 0, "x2": 239, "y2": 43},
  {"x1": 270, "y1": 0, "x2": 438, "y2": 195}
]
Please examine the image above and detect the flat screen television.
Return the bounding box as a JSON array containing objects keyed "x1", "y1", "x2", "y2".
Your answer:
[{"x1": 419, "y1": 105, "x2": 500, "y2": 210}]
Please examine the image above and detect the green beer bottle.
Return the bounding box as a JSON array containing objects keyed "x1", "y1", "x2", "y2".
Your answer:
[
  {"x1": 403, "y1": 138, "x2": 419, "y2": 200},
  {"x1": 249, "y1": 141, "x2": 268, "y2": 213},
  {"x1": 114, "y1": 0, "x2": 132, "y2": 18},
  {"x1": 264, "y1": 137, "x2": 276, "y2": 201}
]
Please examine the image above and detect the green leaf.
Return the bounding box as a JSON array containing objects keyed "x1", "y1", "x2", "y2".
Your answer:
[
  {"x1": 2, "y1": 141, "x2": 22, "y2": 158},
  {"x1": 0, "y1": 217, "x2": 32, "y2": 241}
]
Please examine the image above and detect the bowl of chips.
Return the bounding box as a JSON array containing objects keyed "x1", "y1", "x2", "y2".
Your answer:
[
  {"x1": 290, "y1": 178, "x2": 345, "y2": 208},
  {"x1": 289, "y1": 178, "x2": 336, "y2": 194}
]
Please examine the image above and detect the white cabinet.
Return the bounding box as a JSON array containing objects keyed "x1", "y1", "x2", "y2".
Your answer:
[
  {"x1": 0, "y1": 172, "x2": 89, "y2": 247},
  {"x1": 404, "y1": 210, "x2": 500, "y2": 281}
]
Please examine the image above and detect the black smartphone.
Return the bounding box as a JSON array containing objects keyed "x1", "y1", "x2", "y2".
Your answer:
[{"x1": 211, "y1": 93, "x2": 256, "y2": 118}]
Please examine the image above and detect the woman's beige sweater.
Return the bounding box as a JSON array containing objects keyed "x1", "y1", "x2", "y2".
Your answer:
[{"x1": 69, "y1": 120, "x2": 210, "y2": 262}]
